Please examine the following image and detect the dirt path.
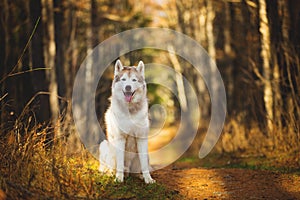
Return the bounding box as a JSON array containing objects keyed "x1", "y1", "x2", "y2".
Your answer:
[{"x1": 153, "y1": 168, "x2": 300, "y2": 200}]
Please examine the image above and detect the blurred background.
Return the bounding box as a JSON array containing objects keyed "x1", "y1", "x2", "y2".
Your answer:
[{"x1": 0, "y1": 0, "x2": 299, "y2": 169}]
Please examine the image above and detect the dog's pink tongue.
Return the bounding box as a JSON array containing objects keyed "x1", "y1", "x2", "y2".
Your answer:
[{"x1": 125, "y1": 94, "x2": 132, "y2": 102}]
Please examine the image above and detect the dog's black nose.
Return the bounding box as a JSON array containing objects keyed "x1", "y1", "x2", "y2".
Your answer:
[{"x1": 125, "y1": 85, "x2": 131, "y2": 91}]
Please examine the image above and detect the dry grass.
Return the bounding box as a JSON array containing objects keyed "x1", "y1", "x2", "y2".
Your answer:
[
  {"x1": 1, "y1": 117, "x2": 91, "y2": 199},
  {"x1": 0, "y1": 106, "x2": 179, "y2": 199}
]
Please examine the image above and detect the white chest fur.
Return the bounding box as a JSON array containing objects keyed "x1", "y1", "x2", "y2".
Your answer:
[{"x1": 106, "y1": 100, "x2": 149, "y2": 138}]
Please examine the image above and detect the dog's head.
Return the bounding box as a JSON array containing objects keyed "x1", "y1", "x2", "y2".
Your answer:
[{"x1": 112, "y1": 60, "x2": 146, "y2": 103}]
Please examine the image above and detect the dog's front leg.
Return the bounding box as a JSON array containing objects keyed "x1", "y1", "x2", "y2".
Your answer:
[
  {"x1": 114, "y1": 138, "x2": 125, "y2": 182},
  {"x1": 137, "y1": 138, "x2": 155, "y2": 184}
]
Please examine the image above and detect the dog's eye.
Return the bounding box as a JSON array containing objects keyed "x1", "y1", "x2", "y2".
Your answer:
[
  {"x1": 132, "y1": 79, "x2": 137, "y2": 82},
  {"x1": 121, "y1": 78, "x2": 126, "y2": 81}
]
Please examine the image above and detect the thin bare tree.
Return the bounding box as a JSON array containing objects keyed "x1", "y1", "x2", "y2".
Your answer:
[
  {"x1": 258, "y1": 0, "x2": 273, "y2": 133},
  {"x1": 41, "y1": 0, "x2": 60, "y2": 135}
]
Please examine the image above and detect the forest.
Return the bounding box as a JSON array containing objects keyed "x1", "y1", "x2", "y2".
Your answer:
[{"x1": 0, "y1": 0, "x2": 299, "y2": 199}]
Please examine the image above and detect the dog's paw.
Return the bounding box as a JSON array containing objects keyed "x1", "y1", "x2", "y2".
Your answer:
[
  {"x1": 144, "y1": 176, "x2": 156, "y2": 184},
  {"x1": 115, "y1": 172, "x2": 124, "y2": 183}
]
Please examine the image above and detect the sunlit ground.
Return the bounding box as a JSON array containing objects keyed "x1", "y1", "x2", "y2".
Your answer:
[{"x1": 148, "y1": 126, "x2": 177, "y2": 152}]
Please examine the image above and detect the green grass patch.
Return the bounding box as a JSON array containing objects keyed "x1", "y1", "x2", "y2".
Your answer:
[
  {"x1": 93, "y1": 173, "x2": 179, "y2": 200},
  {"x1": 175, "y1": 153, "x2": 300, "y2": 175}
]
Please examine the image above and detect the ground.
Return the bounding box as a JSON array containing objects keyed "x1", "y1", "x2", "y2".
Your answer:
[
  {"x1": 147, "y1": 126, "x2": 300, "y2": 199},
  {"x1": 1, "y1": 128, "x2": 299, "y2": 199},
  {"x1": 153, "y1": 167, "x2": 300, "y2": 200}
]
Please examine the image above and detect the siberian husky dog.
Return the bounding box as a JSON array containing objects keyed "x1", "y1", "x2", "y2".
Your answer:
[{"x1": 99, "y1": 60, "x2": 155, "y2": 184}]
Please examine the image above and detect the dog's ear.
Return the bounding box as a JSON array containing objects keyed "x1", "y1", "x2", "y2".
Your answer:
[
  {"x1": 136, "y1": 61, "x2": 145, "y2": 78},
  {"x1": 114, "y1": 59, "x2": 123, "y2": 75}
]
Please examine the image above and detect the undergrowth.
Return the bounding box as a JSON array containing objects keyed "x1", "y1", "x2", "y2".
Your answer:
[{"x1": 0, "y1": 112, "x2": 179, "y2": 200}]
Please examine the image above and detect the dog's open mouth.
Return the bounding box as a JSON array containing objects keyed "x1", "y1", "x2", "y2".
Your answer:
[{"x1": 123, "y1": 91, "x2": 135, "y2": 102}]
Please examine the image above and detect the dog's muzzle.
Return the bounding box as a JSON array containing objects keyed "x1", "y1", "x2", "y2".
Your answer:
[{"x1": 123, "y1": 91, "x2": 135, "y2": 102}]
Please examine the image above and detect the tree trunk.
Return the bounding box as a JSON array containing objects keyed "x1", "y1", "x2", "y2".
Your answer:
[
  {"x1": 206, "y1": 0, "x2": 216, "y2": 61},
  {"x1": 0, "y1": 0, "x2": 9, "y2": 126},
  {"x1": 175, "y1": 0, "x2": 187, "y2": 34},
  {"x1": 198, "y1": 6, "x2": 207, "y2": 45},
  {"x1": 286, "y1": 2, "x2": 300, "y2": 140},
  {"x1": 278, "y1": 0, "x2": 290, "y2": 45},
  {"x1": 41, "y1": 0, "x2": 60, "y2": 135},
  {"x1": 79, "y1": 0, "x2": 98, "y2": 154},
  {"x1": 224, "y1": 2, "x2": 232, "y2": 57},
  {"x1": 54, "y1": 0, "x2": 67, "y2": 98},
  {"x1": 195, "y1": 1, "x2": 209, "y2": 119},
  {"x1": 223, "y1": 1, "x2": 234, "y2": 111},
  {"x1": 168, "y1": 45, "x2": 187, "y2": 112},
  {"x1": 29, "y1": 0, "x2": 51, "y2": 123},
  {"x1": 258, "y1": 0, "x2": 273, "y2": 134},
  {"x1": 205, "y1": 0, "x2": 218, "y2": 109}
]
